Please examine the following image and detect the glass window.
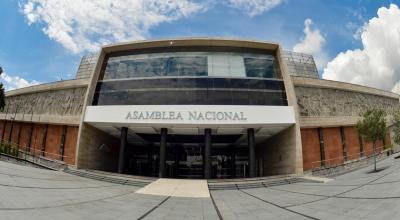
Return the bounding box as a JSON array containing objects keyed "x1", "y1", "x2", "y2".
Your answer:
[
  {"x1": 103, "y1": 55, "x2": 207, "y2": 79},
  {"x1": 208, "y1": 55, "x2": 229, "y2": 77},
  {"x1": 93, "y1": 78, "x2": 287, "y2": 106},
  {"x1": 102, "y1": 52, "x2": 281, "y2": 80},
  {"x1": 166, "y1": 57, "x2": 207, "y2": 77},
  {"x1": 229, "y1": 56, "x2": 246, "y2": 77},
  {"x1": 244, "y1": 58, "x2": 275, "y2": 78},
  {"x1": 208, "y1": 55, "x2": 246, "y2": 77}
]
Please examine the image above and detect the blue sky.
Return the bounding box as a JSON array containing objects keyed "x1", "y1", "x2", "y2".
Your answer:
[{"x1": 1, "y1": 0, "x2": 400, "y2": 91}]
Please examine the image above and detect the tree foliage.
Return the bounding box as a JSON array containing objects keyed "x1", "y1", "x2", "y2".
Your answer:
[
  {"x1": 357, "y1": 108, "x2": 387, "y2": 172},
  {"x1": 392, "y1": 110, "x2": 400, "y2": 145},
  {"x1": 357, "y1": 108, "x2": 387, "y2": 143}
]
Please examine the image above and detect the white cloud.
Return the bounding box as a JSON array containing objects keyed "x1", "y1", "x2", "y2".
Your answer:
[
  {"x1": 293, "y1": 18, "x2": 328, "y2": 70},
  {"x1": 225, "y1": 0, "x2": 282, "y2": 16},
  {"x1": 323, "y1": 4, "x2": 400, "y2": 93},
  {"x1": 21, "y1": 0, "x2": 205, "y2": 54},
  {"x1": 0, "y1": 72, "x2": 40, "y2": 91}
]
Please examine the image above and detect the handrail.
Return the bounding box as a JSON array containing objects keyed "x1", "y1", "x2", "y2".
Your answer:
[
  {"x1": 310, "y1": 146, "x2": 387, "y2": 170},
  {"x1": 0, "y1": 139, "x2": 67, "y2": 166}
]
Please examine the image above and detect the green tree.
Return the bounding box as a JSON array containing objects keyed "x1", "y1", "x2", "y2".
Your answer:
[
  {"x1": 392, "y1": 110, "x2": 400, "y2": 146},
  {"x1": 0, "y1": 67, "x2": 5, "y2": 111},
  {"x1": 357, "y1": 108, "x2": 387, "y2": 172}
]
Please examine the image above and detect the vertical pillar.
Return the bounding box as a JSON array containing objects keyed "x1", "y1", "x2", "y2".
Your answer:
[
  {"x1": 118, "y1": 127, "x2": 128, "y2": 174},
  {"x1": 159, "y1": 128, "x2": 168, "y2": 178},
  {"x1": 248, "y1": 128, "x2": 256, "y2": 178},
  {"x1": 8, "y1": 120, "x2": 14, "y2": 142},
  {"x1": 204, "y1": 128, "x2": 212, "y2": 179},
  {"x1": 59, "y1": 126, "x2": 67, "y2": 161},
  {"x1": 230, "y1": 145, "x2": 236, "y2": 178},
  {"x1": 27, "y1": 123, "x2": 34, "y2": 152},
  {"x1": 174, "y1": 145, "x2": 181, "y2": 178},
  {"x1": 318, "y1": 128, "x2": 325, "y2": 166},
  {"x1": 147, "y1": 144, "x2": 153, "y2": 175},
  {"x1": 41, "y1": 124, "x2": 48, "y2": 157}
]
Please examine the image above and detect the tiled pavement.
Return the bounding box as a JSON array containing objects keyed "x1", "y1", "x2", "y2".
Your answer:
[{"x1": 2, "y1": 155, "x2": 400, "y2": 219}]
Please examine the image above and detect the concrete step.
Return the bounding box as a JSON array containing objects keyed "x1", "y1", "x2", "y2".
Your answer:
[
  {"x1": 63, "y1": 168, "x2": 155, "y2": 187},
  {"x1": 208, "y1": 175, "x2": 323, "y2": 190}
]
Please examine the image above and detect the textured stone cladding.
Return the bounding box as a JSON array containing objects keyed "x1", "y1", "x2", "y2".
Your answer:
[
  {"x1": 1, "y1": 87, "x2": 86, "y2": 116},
  {"x1": 295, "y1": 86, "x2": 400, "y2": 117}
]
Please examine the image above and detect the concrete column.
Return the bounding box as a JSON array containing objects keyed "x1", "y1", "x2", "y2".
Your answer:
[
  {"x1": 230, "y1": 145, "x2": 236, "y2": 178},
  {"x1": 204, "y1": 128, "x2": 212, "y2": 179},
  {"x1": 118, "y1": 127, "x2": 128, "y2": 174},
  {"x1": 158, "y1": 128, "x2": 168, "y2": 178},
  {"x1": 248, "y1": 128, "x2": 256, "y2": 178}
]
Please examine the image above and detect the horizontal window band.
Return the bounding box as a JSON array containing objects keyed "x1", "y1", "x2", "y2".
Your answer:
[{"x1": 95, "y1": 88, "x2": 286, "y2": 93}]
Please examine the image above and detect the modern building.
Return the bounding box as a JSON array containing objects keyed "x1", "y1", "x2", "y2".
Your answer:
[{"x1": 0, "y1": 38, "x2": 398, "y2": 179}]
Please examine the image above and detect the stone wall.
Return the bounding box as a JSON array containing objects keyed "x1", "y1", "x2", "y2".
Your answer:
[
  {"x1": 1, "y1": 87, "x2": 86, "y2": 117},
  {"x1": 295, "y1": 86, "x2": 400, "y2": 117}
]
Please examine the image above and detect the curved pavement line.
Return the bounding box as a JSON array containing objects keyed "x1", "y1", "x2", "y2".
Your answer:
[
  {"x1": 0, "y1": 182, "x2": 117, "y2": 189},
  {"x1": 0, "y1": 171, "x2": 100, "y2": 182},
  {"x1": 239, "y1": 189, "x2": 320, "y2": 220},
  {"x1": 267, "y1": 187, "x2": 331, "y2": 198},
  {"x1": 0, "y1": 189, "x2": 142, "y2": 211},
  {"x1": 0, "y1": 162, "x2": 65, "y2": 176},
  {"x1": 295, "y1": 177, "x2": 400, "y2": 187},
  {"x1": 277, "y1": 166, "x2": 400, "y2": 208},
  {"x1": 210, "y1": 192, "x2": 223, "y2": 220},
  {"x1": 337, "y1": 195, "x2": 400, "y2": 199},
  {"x1": 137, "y1": 196, "x2": 171, "y2": 220}
]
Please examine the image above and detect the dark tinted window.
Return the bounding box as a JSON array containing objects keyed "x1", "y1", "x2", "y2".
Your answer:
[
  {"x1": 93, "y1": 78, "x2": 287, "y2": 106},
  {"x1": 244, "y1": 58, "x2": 275, "y2": 78},
  {"x1": 166, "y1": 57, "x2": 207, "y2": 76},
  {"x1": 103, "y1": 56, "x2": 207, "y2": 79}
]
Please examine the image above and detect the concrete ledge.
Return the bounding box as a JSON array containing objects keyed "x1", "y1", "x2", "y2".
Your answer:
[
  {"x1": 102, "y1": 37, "x2": 279, "y2": 53},
  {"x1": 300, "y1": 115, "x2": 395, "y2": 128},
  {"x1": 0, "y1": 113, "x2": 81, "y2": 125},
  {"x1": 292, "y1": 76, "x2": 399, "y2": 100},
  {"x1": 5, "y1": 78, "x2": 89, "y2": 97},
  {"x1": 300, "y1": 116, "x2": 361, "y2": 128}
]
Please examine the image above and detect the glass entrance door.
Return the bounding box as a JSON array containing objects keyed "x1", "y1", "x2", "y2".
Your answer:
[
  {"x1": 166, "y1": 144, "x2": 204, "y2": 179},
  {"x1": 124, "y1": 133, "x2": 249, "y2": 179}
]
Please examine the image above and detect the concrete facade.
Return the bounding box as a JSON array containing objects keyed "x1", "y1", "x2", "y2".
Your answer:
[
  {"x1": 0, "y1": 38, "x2": 399, "y2": 177},
  {"x1": 76, "y1": 123, "x2": 119, "y2": 171},
  {"x1": 74, "y1": 38, "x2": 302, "y2": 178},
  {"x1": 256, "y1": 125, "x2": 299, "y2": 175}
]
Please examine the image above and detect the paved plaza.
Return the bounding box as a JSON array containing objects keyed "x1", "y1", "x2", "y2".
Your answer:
[{"x1": 1, "y1": 156, "x2": 400, "y2": 220}]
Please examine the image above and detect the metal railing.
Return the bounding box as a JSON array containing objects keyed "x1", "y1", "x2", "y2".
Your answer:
[
  {"x1": 0, "y1": 139, "x2": 67, "y2": 169},
  {"x1": 310, "y1": 146, "x2": 388, "y2": 171}
]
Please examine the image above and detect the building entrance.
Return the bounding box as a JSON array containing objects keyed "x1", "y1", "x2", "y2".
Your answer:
[{"x1": 123, "y1": 133, "x2": 250, "y2": 179}]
